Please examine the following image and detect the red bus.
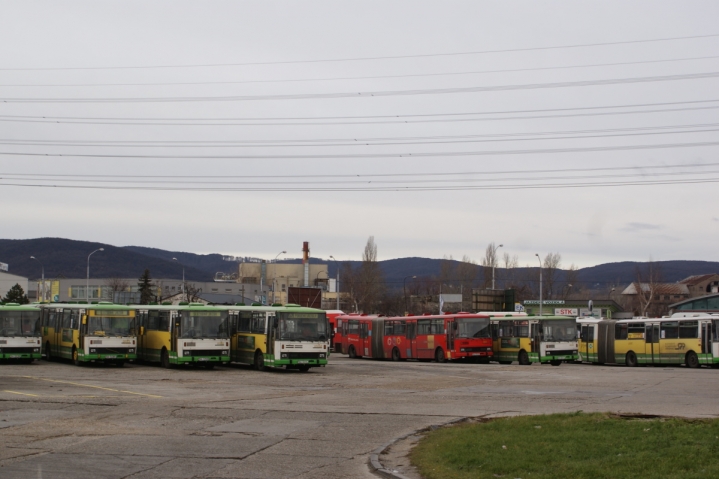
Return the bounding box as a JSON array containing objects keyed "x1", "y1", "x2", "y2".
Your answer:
[
  {"x1": 339, "y1": 313, "x2": 492, "y2": 362},
  {"x1": 325, "y1": 310, "x2": 345, "y2": 353}
]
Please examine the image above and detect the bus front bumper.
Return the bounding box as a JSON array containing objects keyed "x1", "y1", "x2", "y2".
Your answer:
[
  {"x1": 172, "y1": 354, "x2": 230, "y2": 364},
  {"x1": 0, "y1": 348, "x2": 41, "y2": 360}
]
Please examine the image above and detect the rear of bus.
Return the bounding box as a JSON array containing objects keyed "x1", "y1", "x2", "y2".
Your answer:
[
  {"x1": 451, "y1": 313, "x2": 493, "y2": 361},
  {"x1": 325, "y1": 310, "x2": 345, "y2": 353},
  {"x1": 0, "y1": 304, "x2": 42, "y2": 362}
]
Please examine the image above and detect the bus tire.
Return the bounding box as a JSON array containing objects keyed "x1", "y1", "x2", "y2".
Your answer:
[
  {"x1": 161, "y1": 349, "x2": 171, "y2": 369},
  {"x1": 518, "y1": 350, "x2": 530, "y2": 365},
  {"x1": 253, "y1": 350, "x2": 265, "y2": 371},
  {"x1": 72, "y1": 346, "x2": 81, "y2": 366},
  {"x1": 435, "y1": 348, "x2": 446, "y2": 363},
  {"x1": 685, "y1": 351, "x2": 700, "y2": 369},
  {"x1": 550, "y1": 360, "x2": 562, "y2": 366},
  {"x1": 626, "y1": 351, "x2": 638, "y2": 367},
  {"x1": 348, "y1": 346, "x2": 357, "y2": 359},
  {"x1": 45, "y1": 342, "x2": 52, "y2": 361},
  {"x1": 298, "y1": 365, "x2": 310, "y2": 372},
  {"x1": 391, "y1": 347, "x2": 401, "y2": 361}
]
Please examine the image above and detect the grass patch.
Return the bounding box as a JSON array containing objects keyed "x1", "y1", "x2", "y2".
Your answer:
[{"x1": 410, "y1": 412, "x2": 719, "y2": 479}]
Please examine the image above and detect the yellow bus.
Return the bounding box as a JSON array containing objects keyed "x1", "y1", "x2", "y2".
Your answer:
[
  {"x1": 592, "y1": 313, "x2": 718, "y2": 367},
  {"x1": 40, "y1": 302, "x2": 137, "y2": 366},
  {"x1": 227, "y1": 304, "x2": 329, "y2": 372},
  {"x1": 134, "y1": 303, "x2": 230, "y2": 368},
  {"x1": 0, "y1": 303, "x2": 42, "y2": 363},
  {"x1": 491, "y1": 315, "x2": 578, "y2": 366},
  {"x1": 577, "y1": 317, "x2": 603, "y2": 363}
]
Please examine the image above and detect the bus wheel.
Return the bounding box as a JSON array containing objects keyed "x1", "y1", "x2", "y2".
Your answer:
[
  {"x1": 391, "y1": 348, "x2": 401, "y2": 361},
  {"x1": 45, "y1": 342, "x2": 52, "y2": 361},
  {"x1": 161, "y1": 349, "x2": 171, "y2": 369},
  {"x1": 550, "y1": 360, "x2": 562, "y2": 366},
  {"x1": 72, "y1": 347, "x2": 81, "y2": 366},
  {"x1": 253, "y1": 351, "x2": 265, "y2": 371},
  {"x1": 435, "y1": 348, "x2": 446, "y2": 363},
  {"x1": 518, "y1": 350, "x2": 530, "y2": 365},
  {"x1": 298, "y1": 365, "x2": 310, "y2": 372},
  {"x1": 685, "y1": 351, "x2": 700, "y2": 369},
  {"x1": 626, "y1": 351, "x2": 638, "y2": 367},
  {"x1": 348, "y1": 346, "x2": 357, "y2": 359}
]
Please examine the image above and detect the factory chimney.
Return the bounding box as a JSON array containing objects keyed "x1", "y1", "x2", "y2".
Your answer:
[{"x1": 302, "y1": 241, "x2": 310, "y2": 287}]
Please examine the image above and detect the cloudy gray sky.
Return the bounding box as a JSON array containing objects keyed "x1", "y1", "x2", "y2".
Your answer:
[{"x1": 1, "y1": 1, "x2": 718, "y2": 267}]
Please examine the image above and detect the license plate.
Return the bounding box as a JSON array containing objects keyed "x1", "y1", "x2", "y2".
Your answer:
[
  {"x1": 297, "y1": 360, "x2": 309, "y2": 364},
  {"x1": 104, "y1": 355, "x2": 116, "y2": 359},
  {"x1": 197, "y1": 358, "x2": 209, "y2": 361},
  {"x1": 9, "y1": 355, "x2": 21, "y2": 358}
]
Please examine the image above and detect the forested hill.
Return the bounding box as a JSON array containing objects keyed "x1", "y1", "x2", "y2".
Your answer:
[{"x1": 1, "y1": 238, "x2": 718, "y2": 288}]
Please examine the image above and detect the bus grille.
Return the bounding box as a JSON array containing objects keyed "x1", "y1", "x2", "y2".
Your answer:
[
  {"x1": 100, "y1": 348, "x2": 133, "y2": 354},
  {"x1": 286, "y1": 352, "x2": 325, "y2": 359},
  {"x1": 546, "y1": 350, "x2": 576, "y2": 356},
  {"x1": 189, "y1": 350, "x2": 223, "y2": 357},
  {"x1": 0, "y1": 347, "x2": 37, "y2": 353}
]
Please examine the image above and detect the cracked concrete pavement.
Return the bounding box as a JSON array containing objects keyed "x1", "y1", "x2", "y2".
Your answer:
[{"x1": 1, "y1": 357, "x2": 717, "y2": 478}]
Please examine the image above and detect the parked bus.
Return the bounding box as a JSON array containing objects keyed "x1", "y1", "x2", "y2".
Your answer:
[
  {"x1": 0, "y1": 303, "x2": 42, "y2": 362},
  {"x1": 339, "y1": 313, "x2": 494, "y2": 362},
  {"x1": 134, "y1": 303, "x2": 230, "y2": 368},
  {"x1": 40, "y1": 302, "x2": 137, "y2": 366},
  {"x1": 590, "y1": 313, "x2": 718, "y2": 367},
  {"x1": 226, "y1": 304, "x2": 329, "y2": 372},
  {"x1": 577, "y1": 317, "x2": 603, "y2": 363},
  {"x1": 325, "y1": 309, "x2": 345, "y2": 353},
  {"x1": 491, "y1": 315, "x2": 578, "y2": 365}
]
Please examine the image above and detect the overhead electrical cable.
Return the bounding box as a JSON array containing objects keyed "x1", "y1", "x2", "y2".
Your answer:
[
  {"x1": 2, "y1": 71, "x2": 719, "y2": 103},
  {"x1": 2, "y1": 55, "x2": 719, "y2": 88},
  {"x1": 2, "y1": 32, "x2": 718, "y2": 71},
  {"x1": 1, "y1": 141, "x2": 718, "y2": 160}
]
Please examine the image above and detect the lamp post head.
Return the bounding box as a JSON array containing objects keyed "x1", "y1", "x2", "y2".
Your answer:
[
  {"x1": 498, "y1": 244, "x2": 503, "y2": 248},
  {"x1": 30, "y1": 256, "x2": 36, "y2": 260},
  {"x1": 172, "y1": 257, "x2": 178, "y2": 261},
  {"x1": 281, "y1": 250, "x2": 287, "y2": 254},
  {"x1": 99, "y1": 248, "x2": 104, "y2": 252},
  {"x1": 412, "y1": 275, "x2": 417, "y2": 279}
]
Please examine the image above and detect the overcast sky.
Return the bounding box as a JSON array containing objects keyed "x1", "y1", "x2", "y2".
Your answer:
[{"x1": 1, "y1": 1, "x2": 718, "y2": 268}]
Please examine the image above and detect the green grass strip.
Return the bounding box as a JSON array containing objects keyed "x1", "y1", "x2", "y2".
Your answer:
[{"x1": 410, "y1": 412, "x2": 719, "y2": 479}]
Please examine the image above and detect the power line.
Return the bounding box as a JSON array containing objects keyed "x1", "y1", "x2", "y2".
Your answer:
[
  {"x1": 1, "y1": 121, "x2": 717, "y2": 146},
  {"x1": 2, "y1": 71, "x2": 719, "y2": 103},
  {"x1": 3, "y1": 55, "x2": 719, "y2": 88},
  {"x1": 1, "y1": 140, "x2": 718, "y2": 160},
  {"x1": 3, "y1": 33, "x2": 718, "y2": 71}
]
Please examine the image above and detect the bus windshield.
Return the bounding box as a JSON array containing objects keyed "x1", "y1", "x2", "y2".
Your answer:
[
  {"x1": 278, "y1": 312, "x2": 328, "y2": 342},
  {"x1": 456, "y1": 317, "x2": 490, "y2": 338},
  {"x1": 87, "y1": 315, "x2": 134, "y2": 337},
  {"x1": 181, "y1": 311, "x2": 229, "y2": 339},
  {"x1": 541, "y1": 319, "x2": 577, "y2": 342},
  {"x1": 0, "y1": 311, "x2": 41, "y2": 337}
]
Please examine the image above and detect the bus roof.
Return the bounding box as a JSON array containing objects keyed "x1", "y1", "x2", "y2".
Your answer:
[
  {"x1": 0, "y1": 303, "x2": 40, "y2": 311},
  {"x1": 39, "y1": 302, "x2": 134, "y2": 311}
]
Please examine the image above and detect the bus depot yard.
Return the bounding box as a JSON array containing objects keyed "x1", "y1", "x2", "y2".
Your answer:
[{"x1": 1, "y1": 357, "x2": 718, "y2": 479}]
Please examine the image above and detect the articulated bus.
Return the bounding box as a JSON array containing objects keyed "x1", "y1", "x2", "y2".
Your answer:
[
  {"x1": 134, "y1": 304, "x2": 230, "y2": 368},
  {"x1": 339, "y1": 313, "x2": 494, "y2": 362},
  {"x1": 577, "y1": 317, "x2": 603, "y2": 363},
  {"x1": 583, "y1": 313, "x2": 718, "y2": 367},
  {"x1": 325, "y1": 309, "x2": 345, "y2": 353},
  {"x1": 0, "y1": 303, "x2": 42, "y2": 362},
  {"x1": 226, "y1": 304, "x2": 329, "y2": 372},
  {"x1": 40, "y1": 302, "x2": 137, "y2": 366},
  {"x1": 491, "y1": 315, "x2": 578, "y2": 365}
]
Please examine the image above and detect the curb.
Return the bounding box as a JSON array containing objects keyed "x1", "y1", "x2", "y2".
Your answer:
[{"x1": 368, "y1": 417, "x2": 469, "y2": 479}]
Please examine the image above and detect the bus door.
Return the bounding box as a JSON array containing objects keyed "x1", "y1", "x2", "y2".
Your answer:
[
  {"x1": 645, "y1": 324, "x2": 660, "y2": 364},
  {"x1": 267, "y1": 313, "x2": 277, "y2": 356},
  {"x1": 52, "y1": 309, "x2": 65, "y2": 357},
  {"x1": 136, "y1": 310, "x2": 147, "y2": 361},
  {"x1": 530, "y1": 322, "x2": 540, "y2": 354},
  {"x1": 171, "y1": 311, "x2": 180, "y2": 355},
  {"x1": 359, "y1": 321, "x2": 369, "y2": 357},
  {"x1": 701, "y1": 321, "x2": 712, "y2": 364},
  {"x1": 446, "y1": 319, "x2": 455, "y2": 356},
  {"x1": 405, "y1": 321, "x2": 416, "y2": 358},
  {"x1": 580, "y1": 324, "x2": 590, "y2": 360}
]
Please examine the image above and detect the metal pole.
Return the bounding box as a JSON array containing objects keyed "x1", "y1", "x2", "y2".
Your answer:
[
  {"x1": 492, "y1": 243, "x2": 503, "y2": 290},
  {"x1": 30, "y1": 256, "x2": 44, "y2": 302},
  {"x1": 87, "y1": 248, "x2": 104, "y2": 303},
  {"x1": 273, "y1": 251, "x2": 286, "y2": 304},
  {"x1": 535, "y1": 253, "x2": 542, "y2": 316},
  {"x1": 403, "y1": 275, "x2": 416, "y2": 314},
  {"x1": 329, "y1": 256, "x2": 339, "y2": 310}
]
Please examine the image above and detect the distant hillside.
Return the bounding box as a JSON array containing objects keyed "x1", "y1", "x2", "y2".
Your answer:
[{"x1": 2, "y1": 238, "x2": 718, "y2": 291}]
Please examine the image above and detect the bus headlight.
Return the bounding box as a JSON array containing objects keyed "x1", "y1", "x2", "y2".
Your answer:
[
  {"x1": 128, "y1": 349, "x2": 135, "y2": 353},
  {"x1": 183, "y1": 350, "x2": 192, "y2": 357},
  {"x1": 281, "y1": 353, "x2": 288, "y2": 358},
  {"x1": 319, "y1": 353, "x2": 326, "y2": 359},
  {"x1": 90, "y1": 348, "x2": 96, "y2": 353},
  {"x1": 33, "y1": 348, "x2": 40, "y2": 352},
  {"x1": 221, "y1": 351, "x2": 228, "y2": 356}
]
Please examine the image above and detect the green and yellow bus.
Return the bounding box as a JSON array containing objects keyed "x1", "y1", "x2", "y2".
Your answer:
[
  {"x1": 0, "y1": 303, "x2": 42, "y2": 362},
  {"x1": 40, "y1": 302, "x2": 137, "y2": 366},
  {"x1": 134, "y1": 303, "x2": 230, "y2": 368},
  {"x1": 577, "y1": 317, "x2": 603, "y2": 363},
  {"x1": 491, "y1": 315, "x2": 578, "y2": 365},
  {"x1": 227, "y1": 304, "x2": 329, "y2": 372},
  {"x1": 588, "y1": 313, "x2": 718, "y2": 367}
]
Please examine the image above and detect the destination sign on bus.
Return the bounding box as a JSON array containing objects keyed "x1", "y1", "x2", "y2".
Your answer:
[
  {"x1": 89, "y1": 310, "x2": 129, "y2": 316},
  {"x1": 189, "y1": 311, "x2": 222, "y2": 316},
  {"x1": 286, "y1": 313, "x2": 323, "y2": 319}
]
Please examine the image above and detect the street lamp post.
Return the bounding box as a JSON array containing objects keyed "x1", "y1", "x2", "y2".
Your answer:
[
  {"x1": 172, "y1": 258, "x2": 185, "y2": 301},
  {"x1": 329, "y1": 256, "x2": 339, "y2": 310},
  {"x1": 87, "y1": 248, "x2": 104, "y2": 303},
  {"x1": 30, "y1": 256, "x2": 44, "y2": 302},
  {"x1": 491, "y1": 243, "x2": 503, "y2": 290},
  {"x1": 272, "y1": 251, "x2": 286, "y2": 304},
  {"x1": 535, "y1": 253, "x2": 542, "y2": 316},
  {"x1": 403, "y1": 275, "x2": 417, "y2": 314}
]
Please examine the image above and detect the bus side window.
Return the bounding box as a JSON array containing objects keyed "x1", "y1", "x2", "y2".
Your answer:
[
  {"x1": 679, "y1": 321, "x2": 698, "y2": 339},
  {"x1": 587, "y1": 326, "x2": 595, "y2": 341},
  {"x1": 417, "y1": 320, "x2": 430, "y2": 335},
  {"x1": 385, "y1": 321, "x2": 394, "y2": 336},
  {"x1": 431, "y1": 319, "x2": 444, "y2": 334},
  {"x1": 395, "y1": 321, "x2": 406, "y2": 336},
  {"x1": 238, "y1": 313, "x2": 251, "y2": 332},
  {"x1": 661, "y1": 322, "x2": 679, "y2": 339}
]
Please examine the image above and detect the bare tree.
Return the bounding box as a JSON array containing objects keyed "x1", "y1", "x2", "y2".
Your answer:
[
  {"x1": 542, "y1": 252, "x2": 562, "y2": 299},
  {"x1": 340, "y1": 262, "x2": 360, "y2": 313},
  {"x1": 563, "y1": 264, "x2": 580, "y2": 299},
  {"x1": 355, "y1": 236, "x2": 385, "y2": 313},
  {"x1": 456, "y1": 255, "x2": 477, "y2": 311},
  {"x1": 633, "y1": 259, "x2": 663, "y2": 316},
  {"x1": 480, "y1": 243, "x2": 501, "y2": 288},
  {"x1": 104, "y1": 277, "x2": 130, "y2": 301},
  {"x1": 184, "y1": 283, "x2": 203, "y2": 303}
]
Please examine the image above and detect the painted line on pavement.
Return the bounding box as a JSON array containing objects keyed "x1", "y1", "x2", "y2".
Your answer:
[{"x1": 20, "y1": 376, "x2": 163, "y2": 398}]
